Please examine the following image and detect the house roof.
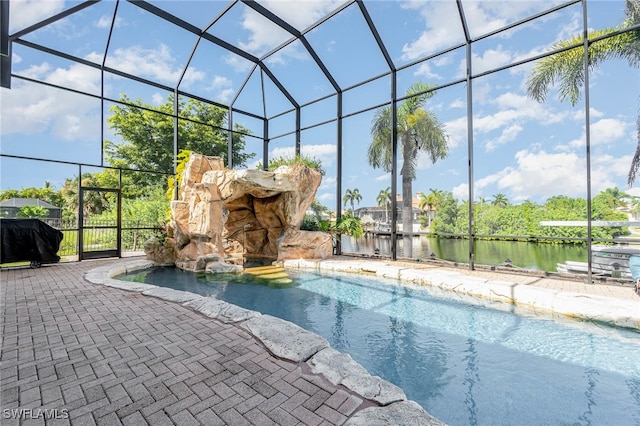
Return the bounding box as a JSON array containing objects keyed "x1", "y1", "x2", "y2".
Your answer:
[{"x1": 0, "y1": 198, "x2": 61, "y2": 210}]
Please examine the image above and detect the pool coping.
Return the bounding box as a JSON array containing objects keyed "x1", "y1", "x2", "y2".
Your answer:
[
  {"x1": 85, "y1": 257, "x2": 639, "y2": 425},
  {"x1": 84, "y1": 259, "x2": 445, "y2": 426},
  {"x1": 281, "y1": 258, "x2": 640, "y2": 332}
]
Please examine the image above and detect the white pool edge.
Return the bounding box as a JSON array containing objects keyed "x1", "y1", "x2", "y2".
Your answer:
[{"x1": 282, "y1": 258, "x2": 640, "y2": 332}]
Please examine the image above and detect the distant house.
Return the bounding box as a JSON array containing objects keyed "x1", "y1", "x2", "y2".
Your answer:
[
  {"x1": 0, "y1": 198, "x2": 62, "y2": 226},
  {"x1": 354, "y1": 193, "x2": 426, "y2": 232}
]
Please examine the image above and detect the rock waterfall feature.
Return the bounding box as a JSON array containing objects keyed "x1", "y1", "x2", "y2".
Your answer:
[{"x1": 144, "y1": 154, "x2": 333, "y2": 272}]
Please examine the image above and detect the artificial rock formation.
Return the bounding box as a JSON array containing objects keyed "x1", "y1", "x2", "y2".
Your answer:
[{"x1": 146, "y1": 154, "x2": 332, "y2": 272}]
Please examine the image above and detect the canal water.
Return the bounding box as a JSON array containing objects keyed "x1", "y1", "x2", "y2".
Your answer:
[{"x1": 341, "y1": 235, "x2": 589, "y2": 273}]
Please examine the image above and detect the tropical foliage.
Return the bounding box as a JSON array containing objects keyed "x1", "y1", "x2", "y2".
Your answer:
[
  {"x1": 376, "y1": 187, "x2": 392, "y2": 223},
  {"x1": 368, "y1": 82, "x2": 449, "y2": 257},
  {"x1": 343, "y1": 188, "x2": 362, "y2": 216},
  {"x1": 106, "y1": 94, "x2": 254, "y2": 188},
  {"x1": 526, "y1": 0, "x2": 640, "y2": 184},
  {"x1": 0, "y1": 183, "x2": 64, "y2": 208},
  {"x1": 335, "y1": 214, "x2": 365, "y2": 240},
  {"x1": 261, "y1": 154, "x2": 326, "y2": 176},
  {"x1": 17, "y1": 205, "x2": 50, "y2": 218},
  {"x1": 429, "y1": 188, "x2": 630, "y2": 243}
]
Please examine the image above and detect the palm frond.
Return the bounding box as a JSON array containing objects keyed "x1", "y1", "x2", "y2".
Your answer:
[
  {"x1": 368, "y1": 106, "x2": 393, "y2": 171},
  {"x1": 628, "y1": 101, "x2": 640, "y2": 186},
  {"x1": 527, "y1": 27, "x2": 638, "y2": 106}
]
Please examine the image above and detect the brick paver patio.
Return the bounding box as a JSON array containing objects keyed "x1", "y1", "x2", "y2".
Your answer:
[{"x1": 0, "y1": 259, "x2": 372, "y2": 426}]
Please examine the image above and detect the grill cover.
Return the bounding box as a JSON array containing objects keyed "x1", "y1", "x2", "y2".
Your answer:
[{"x1": 0, "y1": 219, "x2": 64, "y2": 264}]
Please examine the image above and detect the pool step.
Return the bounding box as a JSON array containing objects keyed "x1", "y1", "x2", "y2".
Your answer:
[
  {"x1": 244, "y1": 265, "x2": 283, "y2": 274},
  {"x1": 244, "y1": 265, "x2": 292, "y2": 284}
]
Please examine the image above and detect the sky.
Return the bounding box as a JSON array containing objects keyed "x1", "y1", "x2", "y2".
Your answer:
[{"x1": 1, "y1": 0, "x2": 639, "y2": 210}]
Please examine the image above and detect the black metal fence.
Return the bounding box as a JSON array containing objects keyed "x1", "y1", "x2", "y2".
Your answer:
[{"x1": 41, "y1": 219, "x2": 162, "y2": 258}]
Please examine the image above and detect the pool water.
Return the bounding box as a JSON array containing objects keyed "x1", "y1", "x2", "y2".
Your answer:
[{"x1": 121, "y1": 267, "x2": 640, "y2": 426}]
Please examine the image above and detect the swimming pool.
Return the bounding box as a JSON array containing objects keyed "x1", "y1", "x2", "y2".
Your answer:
[{"x1": 121, "y1": 266, "x2": 640, "y2": 426}]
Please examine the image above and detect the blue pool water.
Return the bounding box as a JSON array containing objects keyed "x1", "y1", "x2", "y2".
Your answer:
[{"x1": 121, "y1": 267, "x2": 640, "y2": 426}]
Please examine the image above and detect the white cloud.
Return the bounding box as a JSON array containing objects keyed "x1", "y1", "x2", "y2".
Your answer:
[
  {"x1": 259, "y1": 1, "x2": 344, "y2": 30},
  {"x1": 317, "y1": 191, "x2": 336, "y2": 203},
  {"x1": 449, "y1": 99, "x2": 465, "y2": 109},
  {"x1": 626, "y1": 186, "x2": 640, "y2": 198},
  {"x1": 473, "y1": 92, "x2": 568, "y2": 151},
  {"x1": 208, "y1": 76, "x2": 234, "y2": 103},
  {"x1": 590, "y1": 118, "x2": 629, "y2": 145},
  {"x1": 238, "y1": 8, "x2": 293, "y2": 56},
  {"x1": 265, "y1": 41, "x2": 310, "y2": 67},
  {"x1": 401, "y1": 1, "x2": 465, "y2": 60},
  {"x1": 463, "y1": 1, "x2": 565, "y2": 37},
  {"x1": 8, "y1": 0, "x2": 65, "y2": 32},
  {"x1": 95, "y1": 15, "x2": 123, "y2": 30},
  {"x1": 401, "y1": 0, "x2": 563, "y2": 61},
  {"x1": 443, "y1": 116, "x2": 467, "y2": 150},
  {"x1": 571, "y1": 108, "x2": 605, "y2": 121},
  {"x1": 474, "y1": 149, "x2": 632, "y2": 202},
  {"x1": 452, "y1": 182, "x2": 469, "y2": 200},
  {"x1": 469, "y1": 81, "x2": 493, "y2": 105},
  {"x1": 87, "y1": 45, "x2": 205, "y2": 87},
  {"x1": 1, "y1": 63, "x2": 101, "y2": 140},
  {"x1": 413, "y1": 62, "x2": 442, "y2": 80},
  {"x1": 568, "y1": 118, "x2": 631, "y2": 148},
  {"x1": 151, "y1": 93, "x2": 165, "y2": 106},
  {"x1": 471, "y1": 46, "x2": 513, "y2": 75},
  {"x1": 556, "y1": 11, "x2": 582, "y2": 41},
  {"x1": 486, "y1": 124, "x2": 523, "y2": 152},
  {"x1": 223, "y1": 53, "x2": 255, "y2": 73},
  {"x1": 319, "y1": 175, "x2": 337, "y2": 201},
  {"x1": 237, "y1": 1, "x2": 343, "y2": 64},
  {"x1": 95, "y1": 15, "x2": 112, "y2": 29}
]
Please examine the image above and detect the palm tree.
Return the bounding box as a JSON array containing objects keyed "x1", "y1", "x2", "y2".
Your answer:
[
  {"x1": 376, "y1": 187, "x2": 392, "y2": 224},
  {"x1": 491, "y1": 193, "x2": 509, "y2": 207},
  {"x1": 369, "y1": 82, "x2": 449, "y2": 257},
  {"x1": 343, "y1": 188, "x2": 362, "y2": 216},
  {"x1": 61, "y1": 174, "x2": 110, "y2": 220},
  {"x1": 419, "y1": 188, "x2": 443, "y2": 212},
  {"x1": 603, "y1": 187, "x2": 631, "y2": 207},
  {"x1": 418, "y1": 189, "x2": 442, "y2": 228},
  {"x1": 526, "y1": 0, "x2": 640, "y2": 184},
  {"x1": 309, "y1": 199, "x2": 329, "y2": 222}
]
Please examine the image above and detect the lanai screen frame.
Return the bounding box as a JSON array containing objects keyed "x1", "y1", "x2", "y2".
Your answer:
[{"x1": 1, "y1": 0, "x2": 638, "y2": 280}]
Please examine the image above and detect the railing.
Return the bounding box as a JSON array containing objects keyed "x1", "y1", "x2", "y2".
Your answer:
[{"x1": 44, "y1": 219, "x2": 162, "y2": 258}]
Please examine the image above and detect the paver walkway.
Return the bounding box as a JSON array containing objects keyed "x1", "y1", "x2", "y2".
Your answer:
[
  {"x1": 2, "y1": 256, "x2": 637, "y2": 426},
  {"x1": 0, "y1": 259, "x2": 372, "y2": 426}
]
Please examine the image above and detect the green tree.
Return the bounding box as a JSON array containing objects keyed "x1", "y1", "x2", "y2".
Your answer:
[
  {"x1": 491, "y1": 193, "x2": 509, "y2": 207},
  {"x1": 598, "y1": 187, "x2": 631, "y2": 209},
  {"x1": 60, "y1": 174, "x2": 111, "y2": 220},
  {"x1": 376, "y1": 187, "x2": 392, "y2": 223},
  {"x1": 368, "y1": 82, "x2": 449, "y2": 257},
  {"x1": 526, "y1": 0, "x2": 640, "y2": 184},
  {"x1": 106, "y1": 94, "x2": 254, "y2": 187},
  {"x1": 430, "y1": 191, "x2": 459, "y2": 234},
  {"x1": 17, "y1": 205, "x2": 49, "y2": 218},
  {"x1": 302, "y1": 199, "x2": 331, "y2": 231},
  {"x1": 0, "y1": 184, "x2": 64, "y2": 208},
  {"x1": 308, "y1": 199, "x2": 329, "y2": 222},
  {"x1": 343, "y1": 188, "x2": 362, "y2": 216},
  {"x1": 262, "y1": 154, "x2": 325, "y2": 175},
  {"x1": 335, "y1": 213, "x2": 365, "y2": 240}
]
